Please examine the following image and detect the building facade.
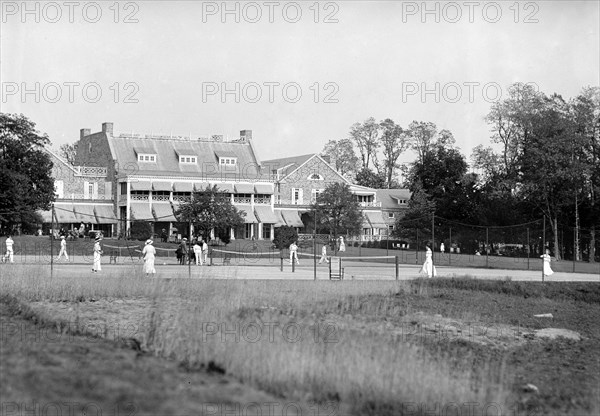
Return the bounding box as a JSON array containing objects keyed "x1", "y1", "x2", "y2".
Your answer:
[{"x1": 39, "y1": 123, "x2": 411, "y2": 241}]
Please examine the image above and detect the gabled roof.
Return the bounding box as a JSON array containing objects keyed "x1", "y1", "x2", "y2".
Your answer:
[
  {"x1": 262, "y1": 154, "x2": 315, "y2": 177},
  {"x1": 109, "y1": 136, "x2": 262, "y2": 179},
  {"x1": 44, "y1": 147, "x2": 78, "y2": 174},
  {"x1": 376, "y1": 189, "x2": 412, "y2": 210}
]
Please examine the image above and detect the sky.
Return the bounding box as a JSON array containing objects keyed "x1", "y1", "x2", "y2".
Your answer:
[{"x1": 1, "y1": 1, "x2": 599, "y2": 166}]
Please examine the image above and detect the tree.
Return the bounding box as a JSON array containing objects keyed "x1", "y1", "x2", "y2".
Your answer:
[
  {"x1": 59, "y1": 142, "x2": 78, "y2": 166},
  {"x1": 130, "y1": 220, "x2": 152, "y2": 241},
  {"x1": 174, "y1": 185, "x2": 245, "y2": 243},
  {"x1": 379, "y1": 118, "x2": 408, "y2": 188},
  {"x1": 355, "y1": 167, "x2": 386, "y2": 188},
  {"x1": 392, "y1": 184, "x2": 435, "y2": 245},
  {"x1": 0, "y1": 113, "x2": 55, "y2": 233},
  {"x1": 321, "y1": 138, "x2": 359, "y2": 179},
  {"x1": 407, "y1": 121, "x2": 437, "y2": 164},
  {"x1": 272, "y1": 226, "x2": 298, "y2": 250},
  {"x1": 349, "y1": 117, "x2": 380, "y2": 169},
  {"x1": 311, "y1": 183, "x2": 363, "y2": 247}
]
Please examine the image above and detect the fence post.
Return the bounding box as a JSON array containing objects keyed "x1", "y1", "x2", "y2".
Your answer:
[
  {"x1": 449, "y1": 227, "x2": 452, "y2": 266},
  {"x1": 573, "y1": 227, "x2": 576, "y2": 273},
  {"x1": 486, "y1": 227, "x2": 489, "y2": 268},
  {"x1": 542, "y1": 216, "x2": 546, "y2": 282},
  {"x1": 280, "y1": 254, "x2": 283, "y2": 272},
  {"x1": 328, "y1": 256, "x2": 331, "y2": 279},
  {"x1": 50, "y1": 203, "x2": 55, "y2": 278},
  {"x1": 431, "y1": 213, "x2": 435, "y2": 264},
  {"x1": 292, "y1": 258, "x2": 295, "y2": 273},
  {"x1": 188, "y1": 220, "x2": 192, "y2": 278},
  {"x1": 416, "y1": 228, "x2": 419, "y2": 264},
  {"x1": 527, "y1": 227, "x2": 530, "y2": 270},
  {"x1": 395, "y1": 255, "x2": 399, "y2": 281}
]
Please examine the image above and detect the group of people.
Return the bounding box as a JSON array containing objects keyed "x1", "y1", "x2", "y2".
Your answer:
[
  {"x1": 288, "y1": 236, "x2": 347, "y2": 266},
  {"x1": 175, "y1": 237, "x2": 209, "y2": 266}
]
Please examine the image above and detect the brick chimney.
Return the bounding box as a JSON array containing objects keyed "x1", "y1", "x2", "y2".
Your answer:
[
  {"x1": 102, "y1": 122, "x2": 114, "y2": 135},
  {"x1": 80, "y1": 128, "x2": 91, "y2": 139},
  {"x1": 240, "y1": 130, "x2": 252, "y2": 141}
]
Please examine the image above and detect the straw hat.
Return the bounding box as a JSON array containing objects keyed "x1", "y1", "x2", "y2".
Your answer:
[{"x1": 145, "y1": 239, "x2": 153, "y2": 245}]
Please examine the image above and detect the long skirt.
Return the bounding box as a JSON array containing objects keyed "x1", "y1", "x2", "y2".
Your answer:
[
  {"x1": 93, "y1": 252, "x2": 102, "y2": 271},
  {"x1": 144, "y1": 257, "x2": 156, "y2": 274},
  {"x1": 420, "y1": 259, "x2": 436, "y2": 278},
  {"x1": 543, "y1": 262, "x2": 553, "y2": 276}
]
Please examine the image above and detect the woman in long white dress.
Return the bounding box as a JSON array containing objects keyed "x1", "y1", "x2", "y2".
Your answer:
[
  {"x1": 142, "y1": 239, "x2": 156, "y2": 276},
  {"x1": 420, "y1": 243, "x2": 437, "y2": 278},
  {"x1": 92, "y1": 236, "x2": 102, "y2": 273},
  {"x1": 540, "y1": 248, "x2": 553, "y2": 277},
  {"x1": 339, "y1": 236, "x2": 346, "y2": 252}
]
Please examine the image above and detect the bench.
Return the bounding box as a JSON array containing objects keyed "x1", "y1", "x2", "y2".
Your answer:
[{"x1": 109, "y1": 251, "x2": 119, "y2": 264}]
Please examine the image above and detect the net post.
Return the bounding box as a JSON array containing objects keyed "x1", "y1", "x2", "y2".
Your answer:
[
  {"x1": 280, "y1": 253, "x2": 283, "y2": 272},
  {"x1": 573, "y1": 227, "x2": 576, "y2": 273},
  {"x1": 50, "y1": 203, "x2": 55, "y2": 278},
  {"x1": 486, "y1": 227, "x2": 489, "y2": 268},
  {"x1": 527, "y1": 227, "x2": 530, "y2": 270},
  {"x1": 395, "y1": 255, "x2": 399, "y2": 280},
  {"x1": 188, "y1": 220, "x2": 192, "y2": 278},
  {"x1": 449, "y1": 227, "x2": 452, "y2": 266},
  {"x1": 292, "y1": 258, "x2": 295, "y2": 273},
  {"x1": 328, "y1": 256, "x2": 332, "y2": 279},
  {"x1": 542, "y1": 216, "x2": 546, "y2": 282}
]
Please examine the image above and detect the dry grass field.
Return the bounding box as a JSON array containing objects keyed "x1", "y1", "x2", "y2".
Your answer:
[{"x1": 1, "y1": 264, "x2": 599, "y2": 415}]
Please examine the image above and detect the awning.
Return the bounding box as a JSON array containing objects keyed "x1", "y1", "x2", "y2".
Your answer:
[
  {"x1": 130, "y1": 181, "x2": 152, "y2": 191},
  {"x1": 153, "y1": 203, "x2": 177, "y2": 222},
  {"x1": 365, "y1": 211, "x2": 388, "y2": 228},
  {"x1": 94, "y1": 205, "x2": 117, "y2": 224},
  {"x1": 215, "y1": 183, "x2": 233, "y2": 193},
  {"x1": 254, "y1": 206, "x2": 277, "y2": 223},
  {"x1": 194, "y1": 182, "x2": 211, "y2": 192},
  {"x1": 236, "y1": 205, "x2": 257, "y2": 223},
  {"x1": 281, "y1": 210, "x2": 303, "y2": 227},
  {"x1": 36, "y1": 210, "x2": 53, "y2": 223},
  {"x1": 54, "y1": 204, "x2": 78, "y2": 223},
  {"x1": 130, "y1": 203, "x2": 153, "y2": 221},
  {"x1": 173, "y1": 182, "x2": 194, "y2": 192},
  {"x1": 152, "y1": 181, "x2": 172, "y2": 191},
  {"x1": 254, "y1": 183, "x2": 273, "y2": 194},
  {"x1": 274, "y1": 210, "x2": 286, "y2": 227},
  {"x1": 349, "y1": 185, "x2": 376, "y2": 196},
  {"x1": 234, "y1": 183, "x2": 254, "y2": 194},
  {"x1": 74, "y1": 205, "x2": 97, "y2": 224}
]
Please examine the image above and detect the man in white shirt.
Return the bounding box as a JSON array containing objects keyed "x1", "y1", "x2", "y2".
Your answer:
[
  {"x1": 56, "y1": 236, "x2": 69, "y2": 261},
  {"x1": 318, "y1": 244, "x2": 329, "y2": 264},
  {"x1": 202, "y1": 239, "x2": 209, "y2": 265},
  {"x1": 289, "y1": 241, "x2": 299, "y2": 265},
  {"x1": 3, "y1": 235, "x2": 14, "y2": 263}
]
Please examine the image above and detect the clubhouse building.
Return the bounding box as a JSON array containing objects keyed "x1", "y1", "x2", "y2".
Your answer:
[{"x1": 39, "y1": 122, "x2": 410, "y2": 241}]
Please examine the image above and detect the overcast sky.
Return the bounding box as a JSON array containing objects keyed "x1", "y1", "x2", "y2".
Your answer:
[{"x1": 2, "y1": 1, "x2": 598, "y2": 165}]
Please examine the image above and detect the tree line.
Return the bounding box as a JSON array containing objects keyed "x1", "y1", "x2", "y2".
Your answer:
[{"x1": 323, "y1": 83, "x2": 598, "y2": 262}]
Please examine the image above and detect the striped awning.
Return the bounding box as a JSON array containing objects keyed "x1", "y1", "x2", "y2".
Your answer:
[
  {"x1": 254, "y1": 183, "x2": 274, "y2": 194},
  {"x1": 281, "y1": 210, "x2": 303, "y2": 227},
  {"x1": 214, "y1": 183, "x2": 233, "y2": 193},
  {"x1": 74, "y1": 205, "x2": 97, "y2": 224},
  {"x1": 130, "y1": 181, "x2": 152, "y2": 191},
  {"x1": 54, "y1": 204, "x2": 78, "y2": 223},
  {"x1": 194, "y1": 182, "x2": 211, "y2": 192},
  {"x1": 234, "y1": 183, "x2": 254, "y2": 194},
  {"x1": 274, "y1": 210, "x2": 286, "y2": 227},
  {"x1": 236, "y1": 205, "x2": 257, "y2": 223},
  {"x1": 152, "y1": 181, "x2": 172, "y2": 191},
  {"x1": 173, "y1": 182, "x2": 194, "y2": 192},
  {"x1": 94, "y1": 205, "x2": 117, "y2": 224},
  {"x1": 153, "y1": 203, "x2": 177, "y2": 222},
  {"x1": 130, "y1": 203, "x2": 153, "y2": 221},
  {"x1": 365, "y1": 211, "x2": 388, "y2": 228},
  {"x1": 254, "y1": 206, "x2": 277, "y2": 223},
  {"x1": 36, "y1": 210, "x2": 53, "y2": 223}
]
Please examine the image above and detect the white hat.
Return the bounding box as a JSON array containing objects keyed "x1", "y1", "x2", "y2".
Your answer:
[
  {"x1": 60, "y1": 236, "x2": 65, "y2": 239},
  {"x1": 145, "y1": 239, "x2": 153, "y2": 245}
]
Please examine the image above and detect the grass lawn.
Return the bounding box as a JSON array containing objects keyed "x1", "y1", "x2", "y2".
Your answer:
[{"x1": 1, "y1": 266, "x2": 599, "y2": 416}]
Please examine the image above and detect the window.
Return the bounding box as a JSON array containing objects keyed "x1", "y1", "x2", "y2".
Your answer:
[
  {"x1": 262, "y1": 224, "x2": 271, "y2": 239},
  {"x1": 311, "y1": 189, "x2": 324, "y2": 203},
  {"x1": 388, "y1": 212, "x2": 395, "y2": 218},
  {"x1": 308, "y1": 173, "x2": 324, "y2": 180},
  {"x1": 179, "y1": 155, "x2": 197, "y2": 164},
  {"x1": 292, "y1": 188, "x2": 303, "y2": 205},
  {"x1": 219, "y1": 157, "x2": 237, "y2": 165},
  {"x1": 120, "y1": 183, "x2": 127, "y2": 195},
  {"x1": 138, "y1": 154, "x2": 156, "y2": 162}
]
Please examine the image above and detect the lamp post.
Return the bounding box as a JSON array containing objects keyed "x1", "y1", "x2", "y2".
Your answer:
[{"x1": 313, "y1": 206, "x2": 317, "y2": 281}]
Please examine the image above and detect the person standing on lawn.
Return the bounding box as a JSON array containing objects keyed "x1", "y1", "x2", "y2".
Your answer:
[
  {"x1": 142, "y1": 239, "x2": 156, "y2": 276},
  {"x1": 202, "y1": 239, "x2": 209, "y2": 265},
  {"x1": 289, "y1": 241, "x2": 299, "y2": 265},
  {"x1": 3, "y1": 235, "x2": 14, "y2": 263},
  {"x1": 178, "y1": 238, "x2": 188, "y2": 265},
  {"x1": 318, "y1": 244, "x2": 329, "y2": 264},
  {"x1": 193, "y1": 240, "x2": 203, "y2": 265},
  {"x1": 541, "y1": 248, "x2": 554, "y2": 278},
  {"x1": 92, "y1": 236, "x2": 103, "y2": 273},
  {"x1": 420, "y1": 242, "x2": 436, "y2": 278},
  {"x1": 56, "y1": 235, "x2": 69, "y2": 261}
]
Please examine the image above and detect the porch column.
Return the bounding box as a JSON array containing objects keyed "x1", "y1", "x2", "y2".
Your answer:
[{"x1": 126, "y1": 181, "x2": 131, "y2": 235}]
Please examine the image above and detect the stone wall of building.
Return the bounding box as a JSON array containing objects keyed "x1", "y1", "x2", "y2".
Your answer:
[{"x1": 277, "y1": 156, "x2": 346, "y2": 204}]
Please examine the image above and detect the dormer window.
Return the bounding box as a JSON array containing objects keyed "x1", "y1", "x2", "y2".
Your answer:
[
  {"x1": 219, "y1": 157, "x2": 237, "y2": 166},
  {"x1": 138, "y1": 154, "x2": 156, "y2": 162},
  {"x1": 308, "y1": 173, "x2": 324, "y2": 180},
  {"x1": 179, "y1": 155, "x2": 197, "y2": 164}
]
